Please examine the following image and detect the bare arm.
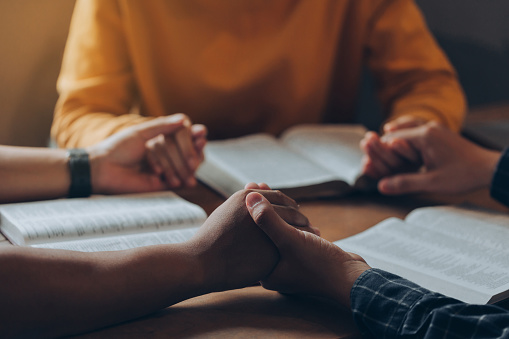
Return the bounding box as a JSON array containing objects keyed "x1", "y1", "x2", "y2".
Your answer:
[
  {"x1": 0, "y1": 146, "x2": 69, "y2": 203},
  {"x1": 0, "y1": 116, "x2": 206, "y2": 203},
  {"x1": 0, "y1": 188, "x2": 312, "y2": 338},
  {"x1": 0, "y1": 244, "x2": 202, "y2": 338}
]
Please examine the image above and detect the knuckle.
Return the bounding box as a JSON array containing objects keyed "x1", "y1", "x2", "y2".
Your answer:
[
  {"x1": 253, "y1": 205, "x2": 270, "y2": 225},
  {"x1": 235, "y1": 189, "x2": 251, "y2": 201},
  {"x1": 242, "y1": 188, "x2": 255, "y2": 195}
]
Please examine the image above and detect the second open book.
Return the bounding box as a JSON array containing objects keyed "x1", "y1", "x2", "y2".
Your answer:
[
  {"x1": 197, "y1": 124, "x2": 375, "y2": 199},
  {"x1": 0, "y1": 192, "x2": 207, "y2": 252},
  {"x1": 335, "y1": 205, "x2": 509, "y2": 305}
]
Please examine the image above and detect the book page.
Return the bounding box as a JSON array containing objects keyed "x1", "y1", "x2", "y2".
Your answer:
[
  {"x1": 0, "y1": 192, "x2": 207, "y2": 245},
  {"x1": 198, "y1": 134, "x2": 338, "y2": 193},
  {"x1": 31, "y1": 227, "x2": 199, "y2": 252},
  {"x1": 281, "y1": 125, "x2": 366, "y2": 185},
  {"x1": 335, "y1": 217, "x2": 509, "y2": 304},
  {"x1": 407, "y1": 205, "x2": 509, "y2": 252}
]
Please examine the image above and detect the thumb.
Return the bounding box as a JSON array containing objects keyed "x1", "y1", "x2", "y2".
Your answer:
[
  {"x1": 136, "y1": 115, "x2": 187, "y2": 141},
  {"x1": 378, "y1": 172, "x2": 436, "y2": 195},
  {"x1": 246, "y1": 192, "x2": 297, "y2": 248}
]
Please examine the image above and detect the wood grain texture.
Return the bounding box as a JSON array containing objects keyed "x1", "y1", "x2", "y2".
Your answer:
[{"x1": 76, "y1": 286, "x2": 361, "y2": 339}]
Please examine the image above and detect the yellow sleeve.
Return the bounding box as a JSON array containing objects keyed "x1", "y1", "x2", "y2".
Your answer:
[
  {"x1": 366, "y1": 0, "x2": 466, "y2": 132},
  {"x1": 51, "y1": 0, "x2": 152, "y2": 148}
]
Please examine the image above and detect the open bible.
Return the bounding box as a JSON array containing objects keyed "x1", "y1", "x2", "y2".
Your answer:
[
  {"x1": 197, "y1": 124, "x2": 375, "y2": 199},
  {"x1": 0, "y1": 192, "x2": 207, "y2": 252},
  {"x1": 334, "y1": 205, "x2": 509, "y2": 304}
]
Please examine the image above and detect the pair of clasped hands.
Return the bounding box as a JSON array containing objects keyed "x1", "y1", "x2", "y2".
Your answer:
[
  {"x1": 101, "y1": 113, "x2": 493, "y2": 197},
  {"x1": 125, "y1": 114, "x2": 427, "y2": 193}
]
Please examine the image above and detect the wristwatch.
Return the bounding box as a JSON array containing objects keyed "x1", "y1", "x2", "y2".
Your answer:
[{"x1": 67, "y1": 148, "x2": 92, "y2": 198}]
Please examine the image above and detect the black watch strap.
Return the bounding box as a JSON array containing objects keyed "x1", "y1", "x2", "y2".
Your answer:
[{"x1": 67, "y1": 148, "x2": 92, "y2": 198}]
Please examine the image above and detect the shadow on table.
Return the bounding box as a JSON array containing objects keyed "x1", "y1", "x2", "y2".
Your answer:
[{"x1": 77, "y1": 287, "x2": 361, "y2": 339}]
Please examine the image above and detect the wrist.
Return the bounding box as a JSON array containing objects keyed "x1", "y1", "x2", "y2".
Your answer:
[
  {"x1": 86, "y1": 145, "x2": 107, "y2": 195},
  {"x1": 66, "y1": 148, "x2": 92, "y2": 198},
  {"x1": 179, "y1": 241, "x2": 215, "y2": 295},
  {"x1": 475, "y1": 149, "x2": 501, "y2": 189},
  {"x1": 328, "y1": 261, "x2": 370, "y2": 308}
]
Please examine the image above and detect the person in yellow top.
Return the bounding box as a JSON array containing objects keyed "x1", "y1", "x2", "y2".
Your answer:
[{"x1": 52, "y1": 0, "x2": 466, "y2": 188}]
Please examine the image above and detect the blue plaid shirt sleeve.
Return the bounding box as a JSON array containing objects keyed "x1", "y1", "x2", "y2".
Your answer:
[{"x1": 350, "y1": 268, "x2": 509, "y2": 338}]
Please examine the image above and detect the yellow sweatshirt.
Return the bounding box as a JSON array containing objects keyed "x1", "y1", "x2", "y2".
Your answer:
[{"x1": 52, "y1": 0, "x2": 466, "y2": 147}]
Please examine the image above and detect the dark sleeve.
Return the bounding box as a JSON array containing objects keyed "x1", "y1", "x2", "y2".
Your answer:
[
  {"x1": 490, "y1": 148, "x2": 509, "y2": 207},
  {"x1": 350, "y1": 268, "x2": 509, "y2": 339}
]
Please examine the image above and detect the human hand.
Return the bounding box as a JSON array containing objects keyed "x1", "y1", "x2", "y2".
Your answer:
[
  {"x1": 145, "y1": 114, "x2": 206, "y2": 189},
  {"x1": 187, "y1": 189, "x2": 317, "y2": 293},
  {"x1": 360, "y1": 117, "x2": 427, "y2": 179},
  {"x1": 87, "y1": 115, "x2": 200, "y2": 194},
  {"x1": 377, "y1": 121, "x2": 501, "y2": 194},
  {"x1": 360, "y1": 131, "x2": 421, "y2": 179},
  {"x1": 245, "y1": 192, "x2": 370, "y2": 307}
]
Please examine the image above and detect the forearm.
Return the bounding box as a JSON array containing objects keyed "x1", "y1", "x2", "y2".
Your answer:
[
  {"x1": 0, "y1": 146, "x2": 70, "y2": 203},
  {"x1": 0, "y1": 244, "x2": 205, "y2": 338}
]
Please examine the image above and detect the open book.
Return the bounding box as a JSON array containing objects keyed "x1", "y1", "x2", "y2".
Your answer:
[
  {"x1": 197, "y1": 124, "x2": 375, "y2": 199},
  {"x1": 334, "y1": 205, "x2": 509, "y2": 304},
  {"x1": 0, "y1": 192, "x2": 207, "y2": 252}
]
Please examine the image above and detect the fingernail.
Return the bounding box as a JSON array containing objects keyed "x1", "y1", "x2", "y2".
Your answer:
[
  {"x1": 168, "y1": 115, "x2": 185, "y2": 123},
  {"x1": 379, "y1": 179, "x2": 392, "y2": 192},
  {"x1": 246, "y1": 192, "x2": 263, "y2": 209},
  {"x1": 311, "y1": 226, "x2": 321, "y2": 236}
]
